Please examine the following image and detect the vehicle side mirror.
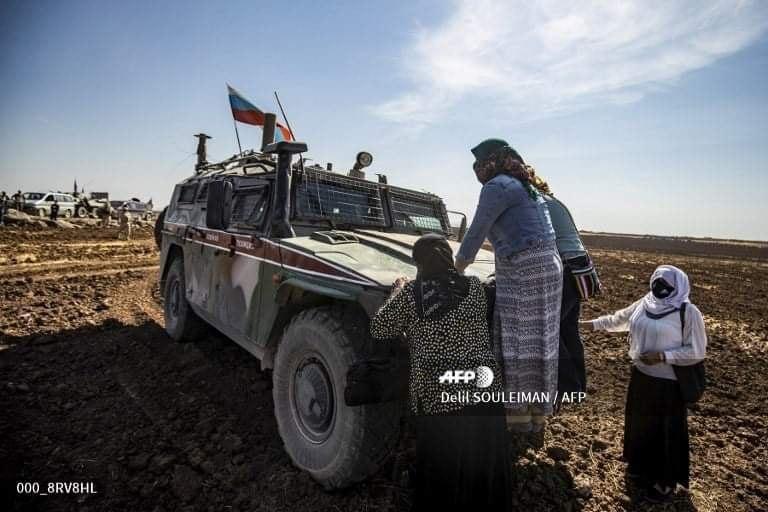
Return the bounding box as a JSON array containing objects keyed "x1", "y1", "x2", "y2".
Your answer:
[
  {"x1": 206, "y1": 180, "x2": 232, "y2": 230},
  {"x1": 457, "y1": 216, "x2": 467, "y2": 242},
  {"x1": 447, "y1": 210, "x2": 468, "y2": 242}
]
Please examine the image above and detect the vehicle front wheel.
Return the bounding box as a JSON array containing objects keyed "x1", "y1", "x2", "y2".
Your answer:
[
  {"x1": 37, "y1": 209, "x2": 46, "y2": 217},
  {"x1": 273, "y1": 306, "x2": 401, "y2": 489},
  {"x1": 163, "y1": 257, "x2": 207, "y2": 342}
]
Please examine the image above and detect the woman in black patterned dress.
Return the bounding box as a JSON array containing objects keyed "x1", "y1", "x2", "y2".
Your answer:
[{"x1": 370, "y1": 233, "x2": 510, "y2": 510}]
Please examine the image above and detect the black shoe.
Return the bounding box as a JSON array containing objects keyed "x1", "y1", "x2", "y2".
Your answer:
[{"x1": 645, "y1": 485, "x2": 673, "y2": 504}]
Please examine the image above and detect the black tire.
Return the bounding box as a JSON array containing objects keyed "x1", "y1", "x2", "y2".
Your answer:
[
  {"x1": 273, "y1": 306, "x2": 401, "y2": 489},
  {"x1": 163, "y1": 257, "x2": 207, "y2": 342},
  {"x1": 76, "y1": 206, "x2": 88, "y2": 218},
  {"x1": 154, "y1": 207, "x2": 167, "y2": 250}
]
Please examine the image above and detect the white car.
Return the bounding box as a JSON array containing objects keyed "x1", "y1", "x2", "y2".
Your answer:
[{"x1": 23, "y1": 192, "x2": 77, "y2": 218}]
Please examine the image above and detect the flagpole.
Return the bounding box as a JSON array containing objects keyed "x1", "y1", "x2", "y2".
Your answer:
[{"x1": 232, "y1": 118, "x2": 243, "y2": 155}]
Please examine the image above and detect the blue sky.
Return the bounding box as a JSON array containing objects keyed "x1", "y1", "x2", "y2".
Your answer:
[{"x1": 1, "y1": 0, "x2": 767, "y2": 240}]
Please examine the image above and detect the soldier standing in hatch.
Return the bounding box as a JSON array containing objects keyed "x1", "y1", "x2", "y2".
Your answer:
[
  {"x1": 50, "y1": 199, "x2": 60, "y2": 221},
  {"x1": 118, "y1": 207, "x2": 132, "y2": 240}
]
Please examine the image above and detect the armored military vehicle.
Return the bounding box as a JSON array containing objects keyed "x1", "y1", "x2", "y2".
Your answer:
[{"x1": 157, "y1": 126, "x2": 495, "y2": 489}]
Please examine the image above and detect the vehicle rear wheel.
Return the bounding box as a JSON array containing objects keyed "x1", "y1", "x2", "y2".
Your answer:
[
  {"x1": 163, "y1": 257, "x2": 207, "y2": 342},
  {"x1": 273, "y1": 306, "x2": 401, "y2": 489},
  {"x1": 63, "y1": 209, "x2": 72, "y2": 218},
  {"x1": 76, "y1": 206, "x2": 88, "y2": 218}
]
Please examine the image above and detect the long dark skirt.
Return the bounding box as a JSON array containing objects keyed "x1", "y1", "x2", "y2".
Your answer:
[
  {"x1": 557, "y1": 265, "x2": 587, "y2": 396},
  {"x1": 623, "y1": 367, "x2": 690, "y2": 489},
  {"x1": 413, "y1": 402, "x2": 510, "y2": 510}
]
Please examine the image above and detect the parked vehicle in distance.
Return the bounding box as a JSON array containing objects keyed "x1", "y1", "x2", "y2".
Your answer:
[
  {"x1": 156, "y1": 133, "x2": 495, "y2": 490},
  {"x1": 72, "y1": 191, "x2": 110, "y2": 218},
  {"x1": 23, "y1": 192, "x2": 77, "y2": 218},
  {"x1": 111, "y1": 198, "x2": 154, "y2": 221}
]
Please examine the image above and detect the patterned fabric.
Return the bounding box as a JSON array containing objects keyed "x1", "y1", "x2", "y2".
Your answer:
[
  {"x1": 493, "y1": 240, "x2": 563, "y2": 415},
  {"x1": 568, "y1": 255, "x2": 602, "y2": 301},
  {"x1": 370, "y1": 276, "x2": 503, "y2": 415}
]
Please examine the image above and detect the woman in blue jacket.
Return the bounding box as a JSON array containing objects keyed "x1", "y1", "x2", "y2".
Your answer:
[{"x1": 455, "y1": 139, "x2": 563, "y2": 441}]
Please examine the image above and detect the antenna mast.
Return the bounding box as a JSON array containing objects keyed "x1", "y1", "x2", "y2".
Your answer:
[{"x1": 274, "y1": 91, "x2": 304, "y2": 171}]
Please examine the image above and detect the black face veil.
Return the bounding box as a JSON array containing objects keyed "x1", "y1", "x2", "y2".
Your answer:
[{"x1": 411, "y1": 234, "x2": 470, "y2": 320}]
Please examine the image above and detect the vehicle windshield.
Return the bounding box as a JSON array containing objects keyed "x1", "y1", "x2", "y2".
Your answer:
[
  {"x1": 294, "y1": 169, "x2": 387, "y2": 227},
  {"x1": 389, "y1": 188, "x2": 447, "y2": 233},
  {"x1": 24, "y1": 193, "x2": 45, "y2": 200},
  {"x1": 293, "y1": 168, "x2": 449, "y2": 234}
]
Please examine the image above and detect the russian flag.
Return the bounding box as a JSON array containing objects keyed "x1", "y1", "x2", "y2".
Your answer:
[{"x1": 227, "y1": 84, "x2": 294, "y2": 141}]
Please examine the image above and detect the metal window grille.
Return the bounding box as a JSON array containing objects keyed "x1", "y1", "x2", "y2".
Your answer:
[
  {"x1": 389, "y1": 189, "x2": 446, "y2": 232},
  {"x1": 178, "y1": 184, "x2": 198, "y2": 203},
  {"x1": 295, "y1": 169, "x2": 386, "y2": 226},
  {"x1": 231, "y1": 188, "x2": 269, "y2": 226}
]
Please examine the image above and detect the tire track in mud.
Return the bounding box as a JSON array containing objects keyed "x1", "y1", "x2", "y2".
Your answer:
[{"x1": 1, "y1": 261, "x2": 158, "y2": 280}]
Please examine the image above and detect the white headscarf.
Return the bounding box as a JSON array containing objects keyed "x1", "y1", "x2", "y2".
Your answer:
[{"x1": 643, "y1": 265, "x2": 691, "y2": 315}]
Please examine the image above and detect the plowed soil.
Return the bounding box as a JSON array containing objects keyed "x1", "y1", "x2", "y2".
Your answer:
[{"x1": 1, "y1": 226, "x2": 766, "y2": 512}]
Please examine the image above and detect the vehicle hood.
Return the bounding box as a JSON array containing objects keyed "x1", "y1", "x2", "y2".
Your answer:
[{"x1": 280, "y1": 230, "x2": 495, "y2": 287}]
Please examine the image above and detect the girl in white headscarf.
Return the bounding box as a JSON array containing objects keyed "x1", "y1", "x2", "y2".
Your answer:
[{"x1": 581, "y1": 265, "x2": 707, "y2": 503}]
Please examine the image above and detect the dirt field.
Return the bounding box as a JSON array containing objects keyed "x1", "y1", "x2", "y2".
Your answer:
[{"x1": 1, "y1": 227, "x2": 766, "y2": 512}]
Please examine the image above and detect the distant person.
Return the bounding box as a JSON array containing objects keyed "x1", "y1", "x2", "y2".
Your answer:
[
  {"x1": 542, "y1": 191, "x2": 600, "y2": 404},
  {"x1": 118, "y1": 207, "x2": 132, "y2": 240},
  {"x1": 12, "y1": 190, "x2": 23, "y2": 211},
  {"x1": 455, "y1": 138, "x2": 562, "y2": 442},
  {"x1": 0, "y1": 191, "x2": 8, "y2": 225},
  {"x1": 49, "y1": 199, "x2": 60, "y2": 221},
  {"x1": 100, "y1": 202, "x2": 113, "y2": 227},
  {"x1": 370, "y1": 234, "x2": 510, "y2": 510},
  {"x1": 581, "y1": 265, "x2": 707, "y2": 503}
]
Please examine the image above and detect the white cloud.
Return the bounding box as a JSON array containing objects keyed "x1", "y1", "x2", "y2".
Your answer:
[{"x1": 373, "y1": 0, "x2": 768, "y2": 125}]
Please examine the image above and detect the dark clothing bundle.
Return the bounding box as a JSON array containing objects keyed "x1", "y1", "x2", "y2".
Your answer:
[{"x1": 623, "y1": 367, "x2": 690, "y2": 489}]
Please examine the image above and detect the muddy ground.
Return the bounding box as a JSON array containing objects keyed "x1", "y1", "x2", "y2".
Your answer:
[{"x1": 0, "y1": 226, "x2": 766, "y2": 511}]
